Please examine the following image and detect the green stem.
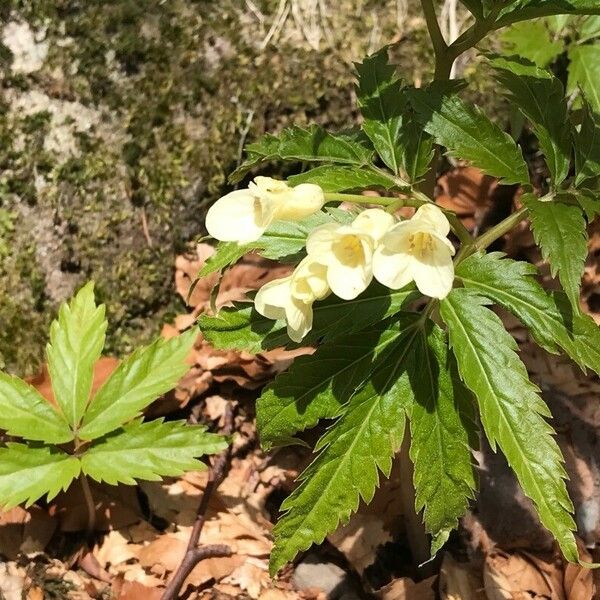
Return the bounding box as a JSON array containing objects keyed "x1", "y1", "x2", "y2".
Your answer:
[
  {"x1": 420, "y1": 0, "x2": 450, "y2": 79},
  {"x1": 474, "y1": 206, "x2": 528, "y2": 251},
  {"x1": 454, "y1": 206, "x2": 529, "y2": 265}
]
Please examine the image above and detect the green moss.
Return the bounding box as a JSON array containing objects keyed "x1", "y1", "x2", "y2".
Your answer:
[{"x1": 0, "y1": 0, "x2": 438, "y2": 373}]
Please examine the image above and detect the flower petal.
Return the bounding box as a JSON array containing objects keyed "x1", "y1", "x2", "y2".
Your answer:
[
  {"x1": 291, "y1": 257, "x2": 329, "y2": 301},
  {"x1": 352, "y1": 208, "x2": 395, "y2": 241},
  {"x1": 413, "y1": 204, "x2": 450, "y2": 236},
  {"x1": 275, "y1": 183, "x2": 326, "y2": 220},
  {"x1": 373, "y1": 243, "x2": 415, "y2": 290},
  {"x1": 306, "y1": 223, "x2": 342, "y2": 263},
  {"x1": 285, "y1": 298, "x2": 313, "y2": 342},
  {"x1": 254, "y1": 276, "x2": 293, "y2": 321},
  {"x1": 327, "y1": 261, "x2": 373, "y2": 300},
  {"x1": 412, "y1": 238, "x2": 455, "y2": 299},
  {"x1": 206, "y1": 190, "x2": 275, "y2": 243}
]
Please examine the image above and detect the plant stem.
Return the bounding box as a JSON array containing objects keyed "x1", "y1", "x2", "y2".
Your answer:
[
  {"x1": 420, "y1": 0, "x2": 450, "y2": 79},
  {"x1": 473, "y1": 206, "x2": 528, "y2": 251},
  {"x1": 162, "y1": 404, "x2": 235, "y2": 600},
  {"x1": 80, "y1": 475, "x2": 96, "y2": 539}
]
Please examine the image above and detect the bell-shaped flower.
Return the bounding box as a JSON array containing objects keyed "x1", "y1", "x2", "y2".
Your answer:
[
  {"x1": 206, "y1": 177, "x2": 325, "y2": 244},
  {"x1": 373, "y1": 204, "x2": 456, "y2": 299},
  {"x1": 306, "y1": 208, "x2": 395, "y2": 300},
  {"x1": 254, "y1": 257, "x2": 329, "y2": 342}
]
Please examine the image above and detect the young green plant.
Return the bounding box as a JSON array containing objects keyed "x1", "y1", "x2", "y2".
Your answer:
[
  {"x1": 199, "y1": 0, "x2": 600, "y2": 575},
  {"x1": 0, "y1": 283, "x2": 226, "y2": 532}
]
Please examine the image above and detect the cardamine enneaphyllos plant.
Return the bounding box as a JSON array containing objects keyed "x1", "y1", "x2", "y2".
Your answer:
[
  {"x1": 196, "y1": 0, "x2": 600, "y2": 575},
  {"x1": 0, "y1": 283, "x2": 226, "y2": 527}
]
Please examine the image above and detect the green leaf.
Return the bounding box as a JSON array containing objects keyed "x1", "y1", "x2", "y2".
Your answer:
[
  {"x1": 230, "y1": 126, "x2": 374, "y2": 183},
  {"x1": 0, "y1": 374, "x2": 73, "y2": 444},
  {"x1": 81, "y1": 419, "x2": 227, "y2": 485},
  {"x1": 409, "y1": 322, "x2": 477, "y2": 555},
  {"x1": 440, "y1": 289, "x2": 577, "y2": 563},
  {"x1": 270, "y1": 315, "x2": 420, "y2": 574},
  {"x1": 257, "y1": 322, "x2": 406, "y2": 451},
  {"x1": 396, "y1": 119, "x2": 435, "y2": 183},
  {"x1": 522, "y1": 195, "x2": 587, "y2": 310},
  {"x1": 355, "y1": 48, "x2": 405, "y2": 175},
  {"x1": 202, "y1": 210, "x2": 355, "y2": 277},
  {"x1": 0, "y1": 443, "x2": 80, "y2": 508},
  {"x1": 501, "y1": 21, "x2": 564, "y2": 67},
  {"x1": 199, "y1": 283, "x2": 419, "y2": 353},
  {"x1": 574, "y1": 99, "x2": 600, "y2": 186},
  {"x1": 198, "y1": 242, "x2": 252, "y2": 278},
  {"x1": 457, "y1": 252, "x2": 600, "y2": 374},
  {"x1": 287, "y1": 165, "x2": 398, "y2": 192},
  {"x1": 496, "y1": 2, "x2": 600, "y2": 28},
  {"x1": 579, "y1": 15, "x2": 600, "y2": 42},
  {"x1": 407, "y1": 84, "x2": 530, "y2": 185},
  {"x1": 78, "y1": 329, "x2": 197, "y2": 440},
  {"x1": 46, "y1": 282, "x2": 107, "y2": 427},
  {"x1": 490, "y1": 55, "x2": 571, "y2": 185},
  {"x1": 568, "y1": 45, "x2": 600, "y2": 114},
  {"x1": 575, "y1": 190, "x2": 600, "y2": 221}
]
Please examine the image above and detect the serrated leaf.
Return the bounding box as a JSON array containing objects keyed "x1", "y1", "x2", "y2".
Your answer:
[
  {"x1": 407, "y1": 85, "x2": 529, "y2": 185},
  {"x1": 202, "y1": 210, "x2": 355, "y2": 277},
  {"x1": 257, "y1": 322, "x2": 405, "y2": 451},
  {"x1": 568, "y1": 45, "x2": 600, "y2": 115},
  {"x1": 199, "y1": 283, "x2": 418, "y2": 353},
  {"x1": 0, "y1": 443, "x2": 80, "y2": 508},
  {"x1": 397, "y1": 119, "x2": 435, "y2": 183},
  {"x1": 0, "y1": 374, "x2": 73, "y2": 443},
  {"x1": 522, "y1": 195, "x2": 587, "y2": 310},
  {"x1": 46, "y1": 282, "x2": 107, "y2": 427},
  {"x1": 501, "y1": 21, "x2": 564, "y2": 67},
  {"x1": 78, "y1": 329, "x2": 197, "y2": 440},
  {"x1": 490, "y1": 55, "x2": 571, "y2": 185},
  {"x1": 457, "y1": 252, "x2": 600, "y2": 374},
  {"x1": 198, "y1": 242, "x2": 252, "y2": 278},
  {"x1": 409, "y1": 322, "x2": 477, "y2": 555},
  {"x1": 230, "y1": 125, "x2": 374, "y2": 183},
  {"x1": 440, "y1": 288, "x2": 577, "y2": 563},
  {"x1": 81, "y1": 419, "x2": 227, "y2": 485},
  {"x1": 496, "y1": 2, "x2": 600, "y2": 28},
  {"x1": 287, "y1": 165, "x2": 397, "y2": 192},
  {"x1": 270, "y1": 315, "x2": 421, "y2": 574},
  {"x1": 355, "y1": 48, "x2": 405, "y2": 175},
  {"x1": 575, "y1": 190, "x2": 600, "y2": 221},
  {"x1": 574, "y1": 99, "x2": 600, "y2": 186}
]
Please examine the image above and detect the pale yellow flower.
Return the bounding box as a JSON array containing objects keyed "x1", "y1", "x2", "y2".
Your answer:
[
  {"x1": 254, "y1": 257, "x2": 329, "y2": 342},
  {"x1": 373, "y1": 204, "x2": 455, "y2": 299},
  {"x1": 306, "y1": 208, "x2": 395, "y2": 300},
  {"x1": 205, "y1": 177, "x2": 325, "y2": 244}
]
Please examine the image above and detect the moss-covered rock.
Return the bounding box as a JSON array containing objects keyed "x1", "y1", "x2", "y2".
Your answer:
[{"x1": 0, "y1": 0, "x2": 434, "y2": 373}]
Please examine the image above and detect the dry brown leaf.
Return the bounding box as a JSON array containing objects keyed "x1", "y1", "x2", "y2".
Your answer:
[
  {"x1": 26, "y1": 357, "x2": 119, "y2": 408},
  {"x1": 484, "y1": 551, "x2": 558, "y2": 600},
  {"x1": 26, "y1": 587, "x2": 44, "y2": 600},
  {"x1": 52, "y1": 481, "x2": 141, "y2": 532},
  {"x1": 377, "y1": 575, "x2": 437, "y2": 600},
  {"x1": 0, "y1": 506, "x2": 56, "y2": 559},
  {"x1": 116, "y1": 581, "x2": 163, "y2": 600},
  {"x1": 94, "y1": 530, "x2": 143, "y2": 570},
  {"x1": 328, "y1": 514, "x2": 391, "y2": 574},
  {"x1": 439, "y1": 554, "x2": 486, "y2": 600}
]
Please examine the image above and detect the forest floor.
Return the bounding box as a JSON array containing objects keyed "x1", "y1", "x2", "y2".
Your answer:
[{"x1": 2, "y1": 167, "x2": 600, "y2": 600}]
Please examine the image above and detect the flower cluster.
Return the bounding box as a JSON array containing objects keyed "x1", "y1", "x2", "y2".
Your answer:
[
  {"x1": 207, "y1": 178, "x2": 456, "y2": 342},
  {"x1": 206, "y1": 176, "x2": 325, "y2": 244}
]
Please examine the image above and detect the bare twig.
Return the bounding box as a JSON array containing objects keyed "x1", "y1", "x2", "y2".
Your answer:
[{"x1": 161, "y1": 404, "x2": 235, "y2": 600}]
